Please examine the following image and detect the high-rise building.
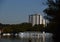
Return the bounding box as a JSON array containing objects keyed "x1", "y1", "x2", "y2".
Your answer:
[{"x1": 29, "y1": 14, "x2": 46, "y2": 26}]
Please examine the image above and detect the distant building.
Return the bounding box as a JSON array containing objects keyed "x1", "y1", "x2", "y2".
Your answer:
[{"x1": 29, "y1": 14, "x2": 46, "y2": 26}]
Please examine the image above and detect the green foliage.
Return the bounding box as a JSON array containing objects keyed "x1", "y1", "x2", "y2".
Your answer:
[
  {"x1": 43, "y1": 0, "x2": 60, "y2": 33},
  {"x1": 32, "y1": 24, "x2": 45, "y2": 32},
  {"x1": 0, "y1": 22, "x2": 45, "y2": 33},
  {"x1": 43, "y1": 0, "x2": 60, "y2": 42}
]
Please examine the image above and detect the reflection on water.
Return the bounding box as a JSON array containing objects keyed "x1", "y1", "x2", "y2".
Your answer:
[
  {"x1": 0, "y1": 32, "x2": 53, "y2": 42},
  {"x1": 0, "y1": 35, "x2": 53, "y2": 42},
  {"x1": 0, "y1": 36, "x2": 42, "y2": 42}
]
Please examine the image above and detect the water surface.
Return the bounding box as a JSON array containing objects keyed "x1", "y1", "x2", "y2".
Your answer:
[{"x1": 0, "y1": 35, "x2": 53, "y2": 42}]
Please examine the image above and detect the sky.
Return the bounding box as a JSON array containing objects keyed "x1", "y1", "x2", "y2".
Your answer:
[{"x1": 0, "y1": 0, "x2": 47, "y2": 24}]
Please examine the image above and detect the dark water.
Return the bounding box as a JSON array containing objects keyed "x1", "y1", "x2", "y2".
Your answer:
[
  {"x1": 0, "y1": 35, "x2": 53, "y2": 42},
  {"x1": 0, "y1": 37, "x2": 41, "y2": 42},
  {"x1": 0, "y1": 36, "x2": 42, "y2": 42}
]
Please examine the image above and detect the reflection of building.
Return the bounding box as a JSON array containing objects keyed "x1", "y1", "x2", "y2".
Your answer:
[
  {"x1": 29, "y1": 14, "x2": 46, "y2": 26},
  {"x1": 19, "y1": 32, "x2": 53, "y2": 42}
]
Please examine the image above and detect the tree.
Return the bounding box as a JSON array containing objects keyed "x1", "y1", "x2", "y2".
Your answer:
[
  {"x1": 0, "y1": 23, "x2": 3, "y2": 29},
  {"x1": 44, "y1": 0, "x2": 60, "y2": 21},
  {"x1": 32, "y1": 24, "x2": 44, "y2": 31},
  {"x1": 43, "y1": 0, "x2": 60, "y2": 42}
]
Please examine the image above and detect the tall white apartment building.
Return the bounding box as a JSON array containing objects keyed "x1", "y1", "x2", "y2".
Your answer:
[{"x1": 29, "y1": 14, "x2": 46, "y2": 26}]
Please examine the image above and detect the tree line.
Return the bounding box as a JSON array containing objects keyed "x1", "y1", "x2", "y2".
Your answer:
[{"x1": 0, "y1": 23, "x2": 45, "y2": 33}]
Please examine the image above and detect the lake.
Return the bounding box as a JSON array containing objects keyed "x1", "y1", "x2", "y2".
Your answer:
[
  {"x1": 0, "y1": 37, "x2": 43, "y2": 42},
  {"x1": 0, "y1": 37, "x2": 53, "y2": 42},
  {"x1": 0, "y1": 32, "x2": 54, "y2": 42}
]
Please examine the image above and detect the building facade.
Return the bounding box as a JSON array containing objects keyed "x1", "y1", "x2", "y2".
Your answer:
[{"x1": 29, "y1": 14, "x2": 46, "y2": 26}]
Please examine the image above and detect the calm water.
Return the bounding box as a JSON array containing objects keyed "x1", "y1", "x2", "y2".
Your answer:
[
  {"x1": 0, "y1": 35, "x2": 53, "y2": 42},
  {"x1": 0, "y1": 38, "x2": 42, "y2": 42}
]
